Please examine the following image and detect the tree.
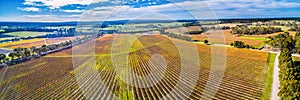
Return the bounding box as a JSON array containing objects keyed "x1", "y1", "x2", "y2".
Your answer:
[
  {"x1": 278, "y1": 48, "x2": 300, "y2": 99},
  {"x1": 231, "y1": 26, "x2": 282, "y2": 35},
  {"x1": 8, "y1": 52, "x2": 16, "y2": 60},
  {"x1": 204, "y1": 40, "x2": 209, "y2": 44},
  {"x1": 232, "y1": 41, "x2": 245, "y2": 48},
  {"x1": 184, "y1": 31, "x2": 203, "y2": 34},
  {"x1": 266, "y1": 32, "x2": 295, "y2": 51},
  {"x1": 294, "y1": 33, "x2": 300, "y2": 54},
  {"x1": 266, "y1": 31, "x2": 300, "y2": 99},
  {"x1": 0, "y1": 54, "x2": 6, "y2": 64},
  {"x1": 30, "y1": 46, "x2": 37, "y2": 55},
  {"x1": 295, "y1": 32, "x2": 300, "y2": 37},
  {"x1": 15, "y1": 52, "x2": 21, "y2": 59},
  {"x1": 40, "y1": 45, "x2": 49, "y2": 52},
  {"x1": 24, "y1": 49, "x2": 31, "y2": 57}
]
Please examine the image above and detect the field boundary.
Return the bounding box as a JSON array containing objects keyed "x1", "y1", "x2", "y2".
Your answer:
[{"x1": 260, "y1": 53, "x2": 276, "y2": 100}]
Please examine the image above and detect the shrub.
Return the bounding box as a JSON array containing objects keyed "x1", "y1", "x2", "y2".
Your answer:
[{"x1": 204, "y1": 40, "x2": 209, "y2": 44}]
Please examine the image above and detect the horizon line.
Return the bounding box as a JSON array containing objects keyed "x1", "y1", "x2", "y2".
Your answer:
[{"x1": 0, "y1": 17, "x2": 299, "y2": 23}]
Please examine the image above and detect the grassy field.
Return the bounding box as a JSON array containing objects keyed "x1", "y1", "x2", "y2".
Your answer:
[
  {"x1": 2, "y1": 31, "x2": 48, "y2": 37},
  {"x1": 192, "y1": 30, "x2": 266, "y2": 48},
  {"x1": 0, "y1": 34, "x2": 270, "y2": 99},
  {"x1": 0, "y1": 38, "x2": 12, "y2": 41},
  {"x1": 0, "y1": 38, "x2": 45, "y2": 48},
  {"x1": 192, "y1": 30, "x2": 298, "y2": 48}
]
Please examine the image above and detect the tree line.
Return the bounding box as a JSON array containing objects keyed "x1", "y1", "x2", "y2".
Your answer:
[
  {"x1": 266, "y1": 31, "x2": 300, "y2": 99},
  {"x1": 0, "y1": 41, "x2": 72, "y2": 66},
  {"x1": 230, "y1": 41, "x2": 255, "y2": 49},
  {"x1": 161, "y1": 32, "x2": 192, "y2": 42},
  {"x1": 288, "y1": 24, "x2": 300, "y2": 31},
  {"x1": 231, "y1": 26, "x2": 282, "y2": 35},
  {"x1": 0, "y1": 35, "x2": 97, "y2": 68}
]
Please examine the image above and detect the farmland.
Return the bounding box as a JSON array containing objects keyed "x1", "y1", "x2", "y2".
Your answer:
[
  {"x1": 1, "y1": 31, "x2": 48, "y2": 38},
  {"x1": 0, "y1": 34, "x2": 271, "y2": 99},
  {"x1": 0, "y1": 39, "x2": 45, "y2": 48},
  {"x1": 0, "y1": 37, "x2": 74, "y2": 49},
  {"x1": 191, "y1": 29, "x2": 298, "y2": 48},
  {"x1": 192, "y1": 30, "x2": 266, "y2": 47}
]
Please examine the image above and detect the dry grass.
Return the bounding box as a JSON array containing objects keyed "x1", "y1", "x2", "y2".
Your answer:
[
  {"x1": 0, "y1": 39, "x2": 45, "y2": 48},
  {"x1": 191, "y1": 29, "x2": 297, "y2": 47},
  {"x1": 192, "y1": 30, "x2": 265, "y2": 47},
  {"x1": 0, "y1": 37, "x2": 76, "y2": 49}
]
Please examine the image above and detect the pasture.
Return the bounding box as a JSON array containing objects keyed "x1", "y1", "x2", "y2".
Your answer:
[
  {"x1": 1, "y1": 31, "x2": 48, "y2": 38},
  {"x1": 192, "y1": 30, "x2": 298, "y2": 48}
]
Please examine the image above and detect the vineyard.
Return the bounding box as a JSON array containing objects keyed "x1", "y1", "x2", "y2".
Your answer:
[{"x1": 0, "y1": 34, "x2": 270, "y2": 99}]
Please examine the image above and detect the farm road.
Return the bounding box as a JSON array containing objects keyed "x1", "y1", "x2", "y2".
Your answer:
[{"x1": 271, "y1": 52, "x2": 280, "y2": 100}]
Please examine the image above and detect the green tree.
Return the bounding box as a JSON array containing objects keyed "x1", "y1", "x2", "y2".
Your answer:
[
  {"x1": 204, "y1": 40, "x2": 208, "y2": 44},
  {"x1": 23, "y1": 48, "x2": 30, "y2": 57},
  {"x1": 295, "y1": 32, "x2": 300, "y2": 37},
  {"x1": 30, "y1": 46, "x2": 37, "y2": 55},
  {"x1": 294, "y1": 33, "x2": 300, "y2": 54},
  {"x1": 266, "y1": 32, "x2": 295, "y2": 50},
  {"x1": 15, "y1": 52, "x2": 21, "y2": 59},
  {"x1": 232, "y1": 41, "x2": 245, "y2": 48},
  {"x1": 8, "y1": 52, "x2": 16, "y2": 60},
  {"x1": 278, "y1": 48, "x2": 300, "y2": 99},
  {"x1": 0, "y1": 54, "x2": 6, "y2": 64}
]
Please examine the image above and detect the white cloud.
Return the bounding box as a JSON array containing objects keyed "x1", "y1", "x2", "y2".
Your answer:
[
  {"x1": 0, "y1": 14, "x2": 82, "y2": 22},
  {"x1": 255, "y1": 1, "x2": 300, "y2": 9},
  {"x1": 204, "y1": 0, "x2": 300, "y2": 18},
  {"x1": 79, "y1": 0, "x2": 300, "y2": 21},
  {"x1": 80, "y1": 1, "x2": 216, "y2": 21},
  {"x1": 61, "y1": 9, "x2": 83, "y2": 13},
  {"x1": 23, "y1": 1, "x2": 43, "y2": 6},
  {"x1": 9, "y1": 0, "x2": 300, "y2": 21},
  {"x1": 206, "y1": 0, "x2": 300, "y2": 10},
  {"x1": 17, "y1": 7, "x2": 40, "y2": 12},
  {"x1": 23, "y1": 0, "x2": 108, "y2": 9}
]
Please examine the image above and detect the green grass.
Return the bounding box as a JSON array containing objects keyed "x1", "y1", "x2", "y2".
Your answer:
[
  {"x1": 239, "y1": 36, "x2": 267, "y2": 41},
  {"x1": 238, "y1": 36, "x2": 268, "y2": 49},
  {"x1": 254, "y1": 43, "x2": 266, "y2": 49},
  {"x1": 0, "y1": 37, "x2": 13, "y2": 41},
  {"x1": 260, "y1": 53, "x2": 276, "y2": 100},
  {"x1": 122, "y1": 90, "x2": 134, "y2": 100},
  {"x1": 3, "y1": 31, "x2": 48, "y2": 37}
]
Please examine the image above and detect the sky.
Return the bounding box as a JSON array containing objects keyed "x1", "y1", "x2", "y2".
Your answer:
[{"x1": 0, "y1": 0, "x2": 300, "y2": 22}]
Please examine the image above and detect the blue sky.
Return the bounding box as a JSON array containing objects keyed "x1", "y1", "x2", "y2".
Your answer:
[{"x1": 0, "y1": 0, "x2": 300, "y2": 22}]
